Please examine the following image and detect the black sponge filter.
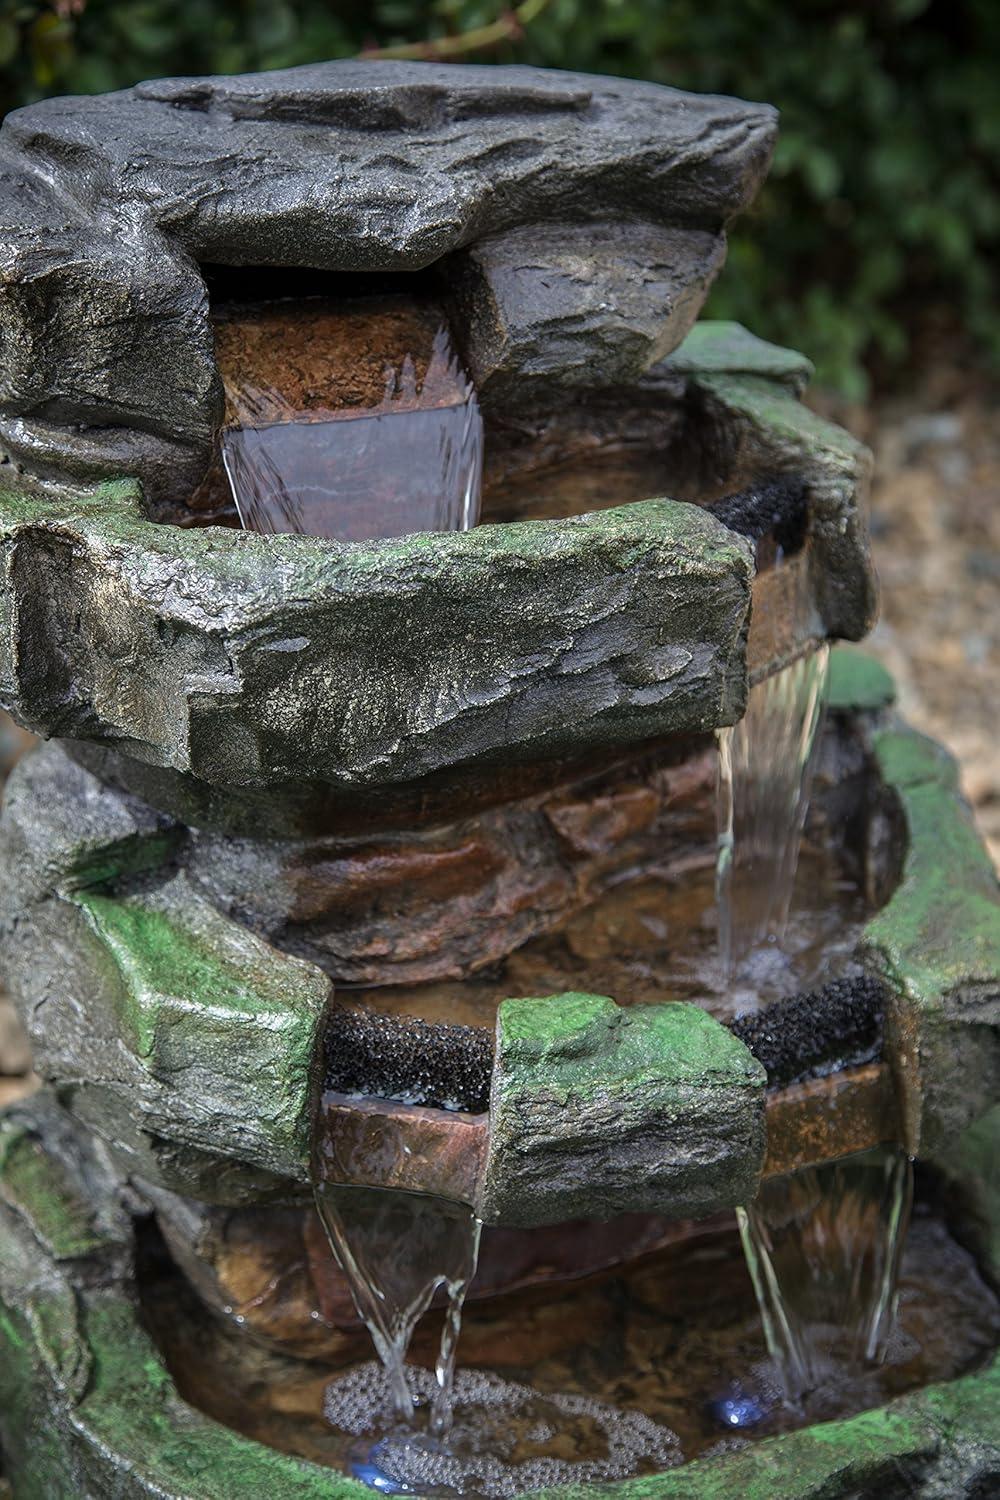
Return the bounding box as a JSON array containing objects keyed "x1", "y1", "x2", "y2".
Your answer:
[
  {"x1": 324, "y1": 1006, "x2": 494, "y2": 1114},
  {"x1": 710, "y1": 476, "x2": 809, "y2": 556},
  {"x1": 728, "y1": 973, "x2": 886, "y2": 1091},
  {"x1": 324, "y1": 973, "x2": 886, "y2": 1114}
]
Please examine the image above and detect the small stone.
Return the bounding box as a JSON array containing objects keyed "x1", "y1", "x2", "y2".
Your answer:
[{"x1": 481, "y1": 993, "x2": 766, "y2": 1226}]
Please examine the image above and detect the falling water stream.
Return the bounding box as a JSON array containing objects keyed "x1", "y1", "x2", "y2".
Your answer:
[
  {"x1": 313, "y1": 1183, "x2": 482, "y2": 1438},
  {"x1": 715, "y1": 641, "x2": 830, "y2": 986},
  {"x1": 736, "y1": 1147, "x2": 914, "y2": 1403},
  {"x1": 223, "y1": 323, "x2": 484, "y2": 542},
  {"x1": 314, "y1": 1182, "x2": 682, "y2": 1494},
  {"x1": 721, "y1": 653, "x2": 914, "y2": 1405},
  {"x1": 716, "y1": 556, "x2": 913, "y2": 1405}
]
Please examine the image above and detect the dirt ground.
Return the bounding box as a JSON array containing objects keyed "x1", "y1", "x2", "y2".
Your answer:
[
  {"x1": 0, "y1": 374, "x2": 997, "y2": 1103},
  {"x1": 827, "y1": 373, "x2": 1000, "y2": 869}
]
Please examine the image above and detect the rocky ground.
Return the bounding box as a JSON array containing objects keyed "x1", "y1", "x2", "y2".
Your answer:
[{"x1": 0, "y1": 376, "x2": 997, "y2": 1102}]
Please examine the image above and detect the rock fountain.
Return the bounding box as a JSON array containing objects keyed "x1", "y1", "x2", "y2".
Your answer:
[{"x1": 0, "y1": 60, "x2": 998, "y2": 1499}]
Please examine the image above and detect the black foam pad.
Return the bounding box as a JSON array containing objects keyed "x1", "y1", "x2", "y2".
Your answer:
[
  {"x1": 710, "y1": 476, "x2": 809, "y2": 555},
  {"x1": 324, "y1": 1006, "x2": 494, "y2": 1114},
  {"x1": 728, "y1": 973, "x2": 886, "y2": 1090}
]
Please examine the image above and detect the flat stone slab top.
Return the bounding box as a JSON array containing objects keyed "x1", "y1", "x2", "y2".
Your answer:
[{"x1": 0, "y1": 61, "x2": 775, "y2": 509}]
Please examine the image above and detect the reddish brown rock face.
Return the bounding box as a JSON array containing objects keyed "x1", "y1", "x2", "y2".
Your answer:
[
  {"x1": 315, "y1": 1096, "x2": 489, "y2": 1210},
  {"x1": 763, "y1": 1065, "x2": 899, "y2": 1178},
  {"x1": 187, "y1": 738, "x2": 719, "y2": 991},
  {"x1": 214, "y1": 297, "x2": 459, "y2": 423}
]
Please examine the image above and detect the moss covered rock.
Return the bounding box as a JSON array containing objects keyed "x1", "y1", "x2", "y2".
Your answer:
[{"x1": 482, "y1": 993, "x2": 766, "y2": 1226}]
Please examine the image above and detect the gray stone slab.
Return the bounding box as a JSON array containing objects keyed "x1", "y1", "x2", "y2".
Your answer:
[
  {"x1": 0, "y1": 479, "x2": 753, "y2": 795},
  {"x1": 0, "y1": 62, "x2": 775, "y2": 510},
  {"x1": 446, "y1": 222, "x2": 727, "y2": 401}
]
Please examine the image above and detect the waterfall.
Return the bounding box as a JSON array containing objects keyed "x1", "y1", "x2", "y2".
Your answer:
[
  {"x1": 736, "y1": 1146, "x2": 913, "y2": 1403},
  {"x1": 720, "y1": 562, "x2": 911, "y2": 1403},
  {"x1": 314, "y1": 1183, "x2": 482, "y2": 1436},
  {"x1": 715, "y1": 643, "x2": 830, "y2": 984},
  {"x1": 224, "y1": 325, "x2": 483, "y2": 543}
]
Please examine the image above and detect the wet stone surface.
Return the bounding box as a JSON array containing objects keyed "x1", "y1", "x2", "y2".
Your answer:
[
  {"x1": 139, "y1": 1195, "x2": 1000, "y2": 1480},
  {"x1": 351, "y1": 838, "x2": 874, "y2": 1032}
]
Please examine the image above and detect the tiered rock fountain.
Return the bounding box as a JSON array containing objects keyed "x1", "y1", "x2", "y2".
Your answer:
[{"x1": 0, "y1": 60, "x2": 998, "y2": 1500}]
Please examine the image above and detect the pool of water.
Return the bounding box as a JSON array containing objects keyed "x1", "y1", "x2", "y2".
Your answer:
[
  {"x1": 139, "y1": 1189, "x2": 999, "y2": 1486},
  {"x1": 351, "y1": 835, "x2": 872, "y2": 1031}
]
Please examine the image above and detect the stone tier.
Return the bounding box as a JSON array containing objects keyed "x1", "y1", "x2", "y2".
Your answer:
[
  {"x1": 2, "y1": 659, "x2": 996, "y2": 1224},
  {"x1": 2, "y1": 1086, "x2": 999, "y2": 1498},
  {"x1": 0, "y1": 325, "x2": 875, "y2": 802},
  {"x1": 0, "y1": 63, "x2": 775, "y2": 510}
]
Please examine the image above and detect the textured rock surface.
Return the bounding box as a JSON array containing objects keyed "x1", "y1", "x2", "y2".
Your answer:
[
  {"x1": 0, "y1": 62, "x2": 775, "y2": 509},
  {"x1": 183, "y1": 741, "x2": 716, "y2": 986},
  {"x1": 0, "y1": 325, "x2": 879, "y2": 807},
  {"x1": 0, "y1": 477, "x2": 753, "y2": 795},
  {"x1": 446, "y1": 222, "x2": 726, "y2": 402},
  {"x1": 0, "y1": 743, "x2": 331, "y2": 1202},
  {"x1": 4, "y1": 1091, "x2": 1000, "y2": 1499},
  {"x1": 662, "y1": 319, "x2": 815, "y2": 392},
  {"x1": 0, "y1": 1094, "x2": 359, "y2": 1499},
  {"x1": 930, "y1": 1102, "x2": 1000, "y2": 1285},
  {"x1": 823, "y1": 647, "x2": 1000, "y2": 1159},
  {"x1": 144, "y1": 1184, "x2": 366, "y2": 1361},
  {"x1": 861, "y1": 722, "x2": 1000, "y2": 1156},
  {"x1": 825, "y1": 643, "x2": 897, "y2": 714},
  {"x1": 5, "y1": 672, "x2": 992, "y2": 1221},
  {"x1": 656, "y1": 330, "x2": 878, "y2": 645},
  {"x1": 482, "y1": 993, "x2": 766, "y2": 1227}
]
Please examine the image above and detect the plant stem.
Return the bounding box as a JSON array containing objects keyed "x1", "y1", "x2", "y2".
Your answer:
[{"x1": 359, "y1": 0, "x2": 551, "y2": 62}]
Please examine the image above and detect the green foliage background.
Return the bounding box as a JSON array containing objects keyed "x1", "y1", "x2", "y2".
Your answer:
[{"x1": 1, "y1": 0, "x2": 997, "y2": 394}]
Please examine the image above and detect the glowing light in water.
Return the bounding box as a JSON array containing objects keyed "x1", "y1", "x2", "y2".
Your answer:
[{"x1": 736, "y1": 1146, "x2": 914, "y2": 1404}]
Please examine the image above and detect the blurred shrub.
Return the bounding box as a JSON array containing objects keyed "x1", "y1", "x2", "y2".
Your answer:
[{"x1": 1, "y1": 0, "x2": 997, "y2": 395}]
